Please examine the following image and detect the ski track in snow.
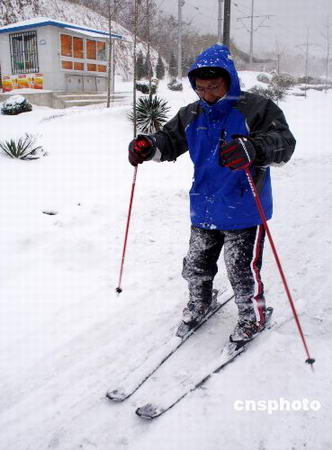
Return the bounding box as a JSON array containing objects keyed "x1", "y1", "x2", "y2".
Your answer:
[{"x1": 0, "y1": 77, "x2": 331, "y2": 450}]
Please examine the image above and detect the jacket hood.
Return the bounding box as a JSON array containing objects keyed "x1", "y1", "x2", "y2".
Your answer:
[{"x1": 188, "y1": 44, "x2": 241, "y2": 101}]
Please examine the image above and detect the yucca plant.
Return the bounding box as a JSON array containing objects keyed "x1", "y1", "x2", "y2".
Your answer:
[
  {"x1": 129, "y1": 95, "x2": 170, "y2": 133},
  {"x1": 0, "y1": 133, "x2": 45, "y2": 160}
]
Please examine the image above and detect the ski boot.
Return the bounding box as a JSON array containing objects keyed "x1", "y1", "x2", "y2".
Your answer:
[{"x1": 229, "y1": 318, "x2": 264, "y2": 343}]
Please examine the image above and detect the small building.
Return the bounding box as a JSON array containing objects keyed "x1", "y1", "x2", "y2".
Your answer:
[{"x1": 0, "y1": 17, "x2": 125, "y2": 94}]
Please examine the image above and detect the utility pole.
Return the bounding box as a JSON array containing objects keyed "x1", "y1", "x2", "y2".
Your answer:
[
  {"x1": 300, "y1": 28, "x2": 311, "y2": 99},
  {"x1": 296, "y1": 28, "x2": 317, "y2": 99},
  {"x1": 217, "y1": 0, "x2": 224, "y2": 44},
  {"x1": 304, "y1": 28, "x2": 309, "y2": 96},
  {"x1": 223, "y1": 0, "x2": 231, "y2": 48},
  {"x1": 249, "y1": 0, "x2": 254, "y2": 64},
  {"x1": 322, "y1": 23, "x2": 331, "y2": 93},
  {"x1": 177, "y1": 0, "x2": 185, "y2": 80},
  {"x1": 275, "y1": 38, "x2": 286, "y2": 74},
  {"x1": 325, "y1": 25, "x2": 330, "y2": 93},
  {"x1": 237, "y1": 6, "x2": 275, "y2": 65}
]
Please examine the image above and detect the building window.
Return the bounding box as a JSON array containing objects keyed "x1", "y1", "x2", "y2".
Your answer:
[
  {"x1": 87, "y1": 63, "x2": 97, "y2": 72},
  {"x1": 73, "y1": 37, "x2": 84, "y2": 59},
  {"x1": 61, "y1": 34, "x2": 73, "y2": 57},
  {"x1": 74, "y1": 62, "x2": 84, "y2": 70},
  {"x1": 9, "y1": 31, "x2": 39, "y2": 74},
  {"x1": 60, "y1": 33, "x2": 108, "y2": 74},
  {"x1": 86, "y1": 40, "x2": 96, "y2": 60},
  {"x1": 97, "y1": 42, "x2": 106, "y2": 60},
  {"x1": 62, "y1": 61, "x2": 73, "y2": 70}
]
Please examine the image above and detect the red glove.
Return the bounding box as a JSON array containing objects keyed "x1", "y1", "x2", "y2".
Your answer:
[
  {"x1": 220, "y1": 137, "x2": 256, "y2": 170},
  {"x1": 128, "y1": 135, "x2": 155, "y2": 166}
]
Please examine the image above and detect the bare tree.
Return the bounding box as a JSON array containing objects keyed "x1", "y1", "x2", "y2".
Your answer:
[
  {"x1": 145, "y1": 0, "x2": 154, "y2": 97},
  {"x1": 107, "y1": 0, "x2": 122, "y2": 107},
  {"x1": 133, "y1": 0, "x2": 141, "y2": 137}
]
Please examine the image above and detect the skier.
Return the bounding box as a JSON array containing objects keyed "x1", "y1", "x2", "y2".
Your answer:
[{"x1": 128, "y1": 44, "x2": 296, "y2": 343}]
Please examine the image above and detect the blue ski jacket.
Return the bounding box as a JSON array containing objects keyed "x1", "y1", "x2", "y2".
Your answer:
[{"x1": 150, "y1": 44, "x2": 296, "y2": 230}]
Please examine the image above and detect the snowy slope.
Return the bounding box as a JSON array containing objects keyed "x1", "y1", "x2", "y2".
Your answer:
[{"x1": 0, "y1": 75, "x2": 331, "y2": 450}]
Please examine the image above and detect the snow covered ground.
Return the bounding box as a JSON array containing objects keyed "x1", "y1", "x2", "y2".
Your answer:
[{"x1": 0, "y1": 74, "x2": 331, "y2": 450}]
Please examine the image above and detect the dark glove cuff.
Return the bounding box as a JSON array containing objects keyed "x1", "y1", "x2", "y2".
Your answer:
[{"x1": 248, "y1": 137, "x2": 267, "y2": 166}]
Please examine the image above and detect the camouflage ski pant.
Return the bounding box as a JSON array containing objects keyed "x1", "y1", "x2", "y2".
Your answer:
[{"x1": 182, "y1": 225, "x2": 266, "y2": 325}]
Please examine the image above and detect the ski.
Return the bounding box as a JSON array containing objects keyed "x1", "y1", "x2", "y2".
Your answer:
[
  {"x1": 106, "y1": 288, "x2": 234, "y2": 402},
  {"x1": 136, "y1": 307, "x2": 274, "y2": 419}
]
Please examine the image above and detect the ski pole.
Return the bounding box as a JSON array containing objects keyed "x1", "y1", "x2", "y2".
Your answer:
[
  {"x1": 115, "y1": 165, "x2": 138, "y2": 294},
  {"x1": 116, "y1": 0, "x2": 140, "y2": 295},
  {"x1": 244, "y1": 166, "x2": 315, "y2": 368}
]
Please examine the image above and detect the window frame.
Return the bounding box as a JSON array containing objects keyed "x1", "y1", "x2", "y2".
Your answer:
[
  {"x1": 59, "y1": 32, "x2": 108, "y2": 74},
  {"x1": 9, "y1": 30, "x2": 39, "y2": 75}
]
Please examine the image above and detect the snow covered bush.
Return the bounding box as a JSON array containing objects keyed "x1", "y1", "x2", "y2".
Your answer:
[
  {"x1": 249, "y1": 85, "x2": 286, "y2": 102},
  {"x1": 297, "y1": 76, "x2": 331, "y2": 87},
  {"x1": 0, "y1": 134, "x2": 46, "y2": 160},
  {"x1": 271, "y1": 73, "x2": 296, "y2": 89},
  {"x1": 250, "y1": 73, "x2": 294, "y2": 102},
  {"x1": 167, "y1": 78, "x2": 183, "y2": 91},
  {"x1": 136, "y1": 80, "x2": 157, "y2": 95},
  {"x1": 297, "y1": 76, "x2": 318, "y2": 85},
  {"x1": 1, "y1": 95, "x2": 32, "y2": 115},
  {"x1": 257, "y1": 73, "x2": 271, "y2": 84},
  {"x1": 128, "y1": 95, "x2": 170, "y2": 133}
]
